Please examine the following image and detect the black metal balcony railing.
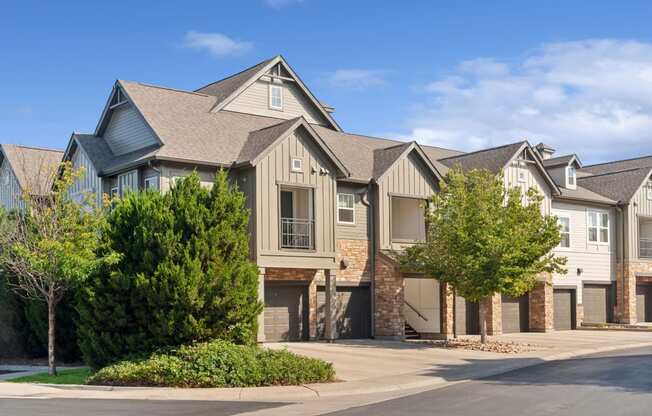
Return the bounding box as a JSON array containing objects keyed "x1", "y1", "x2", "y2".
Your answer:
[
  {"x1": 640, "y1": 238, "x2": 652, "y2": 259},
  {"x1": 281, "y1": 218, "x2": 314, "y2": 250}
]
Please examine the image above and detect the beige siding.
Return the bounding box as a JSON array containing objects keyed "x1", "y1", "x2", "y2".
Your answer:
[
  {"x1": 70, "y1": 146, "x2": 103, "y2": 207},
  {"x1": 0, "y1": 159, "x2": 22, "y2": 210},
  {"x1": 627, "y1": 176, "x2": 652, "y2": 260},
  {"x1": 255, "y1": 128, "x2": 337, "y2": 268},
  {"x1": 336, "y1": 183, "x2": 369, "y2": 240},
  {"x1": 377, "y1": 151, "x2": 439, "y2": 250},
  {"x1": 551, "y1": 201, "x2": 616, "y2": 303},
  {"x1": 159, "y1": 164, "x2": 217, "y2": 192},
  {"x1": 103, "y1": 104, "x2": 158, "y2": 156},
  {"x1": 223, "y1": 78, "x2": 329, "y2": 125},
  {"x1": 504, "y1": 160, "x2": 552, "y2": 215}
]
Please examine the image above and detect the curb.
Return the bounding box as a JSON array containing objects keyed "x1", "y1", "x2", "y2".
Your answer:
[{"x1": 2, "y1": 342, "x2": 652, "y2": 402}]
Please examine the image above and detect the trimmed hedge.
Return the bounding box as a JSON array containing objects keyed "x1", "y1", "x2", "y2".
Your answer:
[{"x1": 86, "y1": 340, "x2": 335, "y2": 387}]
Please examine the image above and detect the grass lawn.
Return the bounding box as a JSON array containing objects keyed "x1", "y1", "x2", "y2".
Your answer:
[{"x1": 8, "y1": 368, "x2": 91, "y2": 385}]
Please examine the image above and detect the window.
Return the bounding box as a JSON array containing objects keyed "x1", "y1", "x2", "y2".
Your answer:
[
  {"x1": 337, "y1": 193, "x2": 355, "y2": 224},
  {"x1": 110, "y1": 187, "x2": 119, "y2": 199},
  {"x1": 567, "y1": 166, "x2": 576, "y2": 187},
  {"x1": 647, "y1": 182, "x2": 652, "y2": 200},
  {"x1": 291, "y1": 158, "x2": 302, "y2": 172},
  {"x1": 558, "y1": 217, "x2": 570, "y2": 248},
  {"x1": 269, "y1": 85, "x2": 283, "y2": 110},
  {"x1": 144, "y1": 176, "x2": 159, "y2": 190},
  {"x1": 518, "y1": 168, "x2": 527, "y2": 183},
  {"x1": 588, "y1": 211, "x2": 609, "y2": 244}
]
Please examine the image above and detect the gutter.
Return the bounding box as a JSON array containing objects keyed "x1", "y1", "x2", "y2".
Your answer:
[{"x1": 360, "y1": 184, "x2": 376, "y2": 337}]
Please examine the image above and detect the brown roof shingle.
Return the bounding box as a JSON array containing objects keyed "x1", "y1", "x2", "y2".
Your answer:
[{"x1": 0, "y1": 144, "x2": 63, "y2": 195}]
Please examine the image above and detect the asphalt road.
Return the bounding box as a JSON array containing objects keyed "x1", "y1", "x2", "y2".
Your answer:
[
  {"x1": 326, "y1": 346, "x2": 652, "y2": 416},
  {"x1": 1, "y1": 346, "x2": 651, "y2": 416}
]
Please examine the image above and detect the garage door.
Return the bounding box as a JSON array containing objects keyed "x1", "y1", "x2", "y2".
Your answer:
[
  {"x1": 582, "y1": 284, "x2": 612, "y2": 324},
  {"x1": 455, "y1": 295, "x2": 479, "y2": 335},
  {"x1": 264, "y1": 283, "x2": 309, "y2": 341},
  {"x1": 501, "y1": 294, "x2": 529, "y2": 333},
  {"x1": 553, "y1": 289, "x2": 575, "y2": 330},
  {"x1": 636, "y1": 284, "x2": 652, "y2": 323},
  {"x1": 318, "y1": 286, "x2": 371, "y2": 339}
]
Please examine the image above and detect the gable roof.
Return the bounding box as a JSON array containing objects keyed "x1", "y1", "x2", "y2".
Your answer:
[
  {"x1": 439, "y1": 141, "x2": 527, "y2": 173},
  {"x1": 542, "y1": 154, "x2": 581, "y2": 168},
  {"x1": 196, "y1": 55, "x2": 341, "y2": 131},
  {"x1": 578, "y1": 167, "x2": 652, "y2": 203},
  {"x1": 372, "y1": 141, "x2": 443, "y2": 182},
  {"x1": 582, "y1": 155, "x2": 652, "y2": 176},
  {"x1": 0, "y1": 144, "x2": 63, "y2": 195}
]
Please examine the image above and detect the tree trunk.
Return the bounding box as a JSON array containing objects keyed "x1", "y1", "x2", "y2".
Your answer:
[
  {"x1": 479, "y1": 300, "x2": 487, "y2": 344},
  {"x1": 47, "y1": 300, "x2": 57, "y2": 376}
]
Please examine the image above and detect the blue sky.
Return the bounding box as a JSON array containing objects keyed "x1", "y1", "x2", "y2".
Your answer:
[{"x1": 3, "y1": 1, "x2": 652, "y2": 163}]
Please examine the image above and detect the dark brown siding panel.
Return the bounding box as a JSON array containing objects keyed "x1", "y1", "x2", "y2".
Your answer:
[
  {"x1": 501, "y1": 294, "x2": 529, "y2": 333},
  {"x1": 583, "y1": 284, "x2": 612, "y2": 324},
  {"x1": 264, "y1": 283, "x2": 309, "y2": 341},
  {"x1": 553, "y1": 289, "x2": 576, "y2": 330}
]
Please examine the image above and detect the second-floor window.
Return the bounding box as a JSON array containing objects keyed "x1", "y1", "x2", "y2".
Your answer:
[
  {"x1": 144, "y1": 176, "x2": 159, "y2": 190},
  {"x1": 337, "y1": 193, "x2": 355, "y2": 224},
  {"x1": 269, "y1": 85, "x2": 283, "y2": 110},
  {"x1": 558, "y1": 216, "x2": 570, "y2": 248},
  {"x1": 588, "y1": 211, "x2": 609, "y2": 244},
  {"x1": 567, "y1": 166, "x2": 576, "y2": 187},
  {"x1": 647, "y1": 181, "x2": 652, "y2": 200}
]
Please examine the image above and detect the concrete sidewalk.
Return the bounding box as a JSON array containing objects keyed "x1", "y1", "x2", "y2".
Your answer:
[{"x1": 1, "y1": 330, "x2": 651, "y2": 402}]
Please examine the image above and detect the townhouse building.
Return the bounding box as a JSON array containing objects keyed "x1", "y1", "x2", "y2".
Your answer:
[{"x1": 2, "y1": 56, "x2": 652, "y2": 341}]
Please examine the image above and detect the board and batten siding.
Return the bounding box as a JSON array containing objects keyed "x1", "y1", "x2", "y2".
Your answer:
[
  {"x1": 223, "y1": 78, "x2": 329, "y2": 126},
  {"x1": 103, "y1": 104, "x2": 158, "y2": 156},
  {"x1": 551, "y1": 201, "x2": 616, "y2": 304},
  {"x1": 234, "y1": 167, "x2": 257, "y2": 260},
  {"x1": 70, "y1": 146, "x2": 103, "y2": 207},
  {"x1": 255, "y1": 128, "x2": 337, "y2": 269},
  {"x1": 0, "y1": 159, "x2": 22, "y2": 210},
  {"x1": 117, "y1": 170, "x2": 139, "y2": 195},
  {"x1": 377, "y1": 151, "x2": 439, "y2": 251},
  {"x1": 627, "y1": 175, "x2": 652, "y2": 260},
  {"x1": 336, "y1": 183, "x2": 370, "y2": 241},
  {"x1": 504, "y1": 160, "x2": 552, "y2": 215}
]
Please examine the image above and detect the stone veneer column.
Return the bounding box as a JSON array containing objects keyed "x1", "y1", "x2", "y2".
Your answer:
[
  {"x1": 374, "y1": 252, "x2": 404, "y2": 339},
  {"x1": 439, "y1": 282, "x2": 455, "y2": 339},
  {"x1": 308, "y1": 276, "x2": 318, "y2": 340},
  {"x1": 617, "y1": 262, "x2": 637, "y2": 324},
  {"x1": 257, "y1": 267, "x2": 266, "y2": 343},
  {"x1": 480, "y1": 293, "x2": 502, "y2": 335},
  {"x1": 529, "y1": 273, "x2": 554, "y2": 332}
]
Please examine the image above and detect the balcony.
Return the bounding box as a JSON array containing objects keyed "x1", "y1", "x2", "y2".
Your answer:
[
  {"x1": 391, "y1": 196, "x2": 426, "y2": 248},
  {"x1": 281, "y1": 218, "x2": 314, "y2": 249},
  {"x1": 280, "y1": 187, "x2": 314, "y2": 250}
]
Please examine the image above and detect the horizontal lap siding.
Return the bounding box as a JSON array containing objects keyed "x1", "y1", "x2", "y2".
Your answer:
[
  {"x1": 378, "y1": 152, "x2": 438, "y2": 250},
  {"x1": 223, "y1": 79, "x2": 329, "y2": 126},
  {"x1": 103, "y1": 104, "x2": 158, "y2": 156}
]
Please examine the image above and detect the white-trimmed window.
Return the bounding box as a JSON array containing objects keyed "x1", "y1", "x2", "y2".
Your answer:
[
  {"x1": 110, "y1": 186, "x2": 119, "y2": 199},
  {"x1": 291, "y1": 158, "x2": 302, "y2": 172},
  {"x1": 647, "y1": 181, "x2": 652, "y2": 200},
  {"x1": 337, "y1": 193, "x2": 355, "y2": 224},
  {"x1": 558, "y1": 216, "x2": 570, "y2": 248},
  {"x1": 269, "y1": 85, "x2": 283, "y2": 110},
  {"x1": 144, "y1": 176, "x2": 159, "y2": 190},
  {"x1": 518, "y1": 168, "x2": 527, "y2": 183},
  {"x1": 567, "y1": 166, "x2": 576, "y2": 187},
  {"x1": 588, "y1": 211, "x2": 609, "y2": 244}
]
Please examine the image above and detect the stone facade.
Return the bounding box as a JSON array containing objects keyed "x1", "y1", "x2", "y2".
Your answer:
[
  {"x1": 336, "y1": 239, "x2": 371, "y2": 284},
  {"x1": 616, "y1": 261, "x2": 652, "y2": 323},
  {"x1": 374, "y1": 252, "x2": 404, "y2": 339},
  {"x1": 480, "y1": 293, "x2": 502, "y2": 335},
  {"x1": 439, "y1": 282, "x2": 455, "y2": 338},
  {"x1": 529, "y1": 273, "x2": 554, "y2": 332}
]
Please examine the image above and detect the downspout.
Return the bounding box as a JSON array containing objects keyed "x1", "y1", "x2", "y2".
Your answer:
[
  {"x1": 616, "y1": 202, "x2": 625, "y2": 322},
  {"x1": 361, "y1": 184, "x2": 375, "y2": 337}
]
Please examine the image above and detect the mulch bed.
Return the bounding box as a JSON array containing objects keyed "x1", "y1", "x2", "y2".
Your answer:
[{"x1": 407, "y1": 339, "x2": 540, "y2": 354}]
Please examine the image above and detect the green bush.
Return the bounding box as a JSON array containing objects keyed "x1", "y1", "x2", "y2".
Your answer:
[
  {"x1": 86, "y1": 340, "x2": 335, "y2": 387},
  {"x1": 76, "y1": 171, "x2": 262, "y2": 370}
]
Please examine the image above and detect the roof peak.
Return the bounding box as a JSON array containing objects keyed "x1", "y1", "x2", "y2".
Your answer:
[
  {"x1": 2, "y1": 143, "x2": 64, "y2": 154},
  {"x1": 439, "y1": 140, "x2": 527, "y2": 161},
  {"x1": 583, "y1": 153, "x2": 652, "y2": 169}
]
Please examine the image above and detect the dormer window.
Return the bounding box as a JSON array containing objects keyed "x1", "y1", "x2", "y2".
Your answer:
[
  {"x1": 567, "y1": 166, "x2": 576, "y2": 187},
  {"x1": 269, "y1": 84, "x2": 283, "y2": 110},
  {"x1": 647, "y1": 181, "x2": 652, "y2": 200}
]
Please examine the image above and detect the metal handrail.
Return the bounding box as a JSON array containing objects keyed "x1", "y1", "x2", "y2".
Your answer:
[
  {"x1": 640, "y1": 237, "x2": 652, "y2": 259},
  {"x1": 281, "y1": 217, "x2": 314, "y2": 249},
  {"x1": 404, "y1": 300, "x2": 428, "y2": 321}
]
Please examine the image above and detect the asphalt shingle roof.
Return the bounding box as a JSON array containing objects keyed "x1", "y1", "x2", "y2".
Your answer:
[
  {"x1": 582, "y1": 155, "x2": 652, "y2": 176},
  {"x1": 578, "y1": 167, "x2": 652, "y2": 203},
  {"x1": 439, "y1": 141, "x2": 526, "y2": 173},
  {"x1": 0, "y1": 144, "x2": 63, "y2": 195},
  {"x1": 542, "y1": 154, "x2": 578, "y2": 168}
]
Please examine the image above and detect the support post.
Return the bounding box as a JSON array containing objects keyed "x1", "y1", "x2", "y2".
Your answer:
[
  {"x1": 257, "y1": 267, "x2": 266, "y2": 343},
  {"x1": 324, "y1": 268, "x2": 337, "y2": 341}
]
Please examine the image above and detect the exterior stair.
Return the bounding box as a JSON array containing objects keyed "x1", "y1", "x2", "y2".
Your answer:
[{"x1": 404, "y1": 322, "x2": 421, "y2": 340}]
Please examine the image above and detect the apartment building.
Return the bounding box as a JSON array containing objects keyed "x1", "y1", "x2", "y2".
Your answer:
[{"x1": 3, "y1": 56, "x2": 651, "y2": 341}]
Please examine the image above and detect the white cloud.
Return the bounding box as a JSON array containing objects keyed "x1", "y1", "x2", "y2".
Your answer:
[
  {"x1": 182, "y1": 31, "x2": 253, "y2": 57},
  {"x1": 264, "y1": 0, "x2": 303, "y2": 9},
  {"x1": 407, "y1": 39, "x2": 652, "y2": 162},
  {"x1": 323, "y1": 69, "x2": 387, "y2": 90}
]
